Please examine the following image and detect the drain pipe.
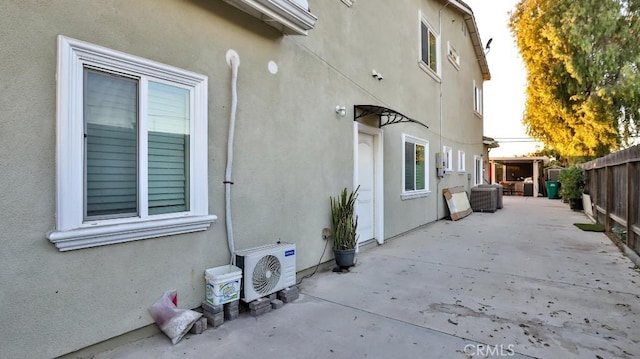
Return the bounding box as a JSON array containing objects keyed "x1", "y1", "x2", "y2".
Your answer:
[
  {"x1": 436, "y1": 2, "x2": 450, "y2": 221},
  {"x1": 224, "y1": 50, "x2": 240, "y2": 265}
]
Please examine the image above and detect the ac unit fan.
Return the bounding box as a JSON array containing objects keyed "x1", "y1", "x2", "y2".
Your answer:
[{"x1": 236, "y1": 242, "x2": 296, "y2": 302}]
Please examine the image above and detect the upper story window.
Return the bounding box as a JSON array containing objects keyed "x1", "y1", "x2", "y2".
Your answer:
[
  {"x1": 419, "y1": 14, "x2": 440, "y2": 79},
  {"x1": 48, "y1": 36, "x2": 216, "y2": 251},
  {"x1": 443, "y1": 146, "x2": 453, "y2": 172},
  {"x1": 402, "y1": 134, "x2": 430, "y2": 199},
  {"x1": 473, "y1": 80, "x2": 483, "y2": 116},
  {"x1": 447, "y1": 42, "x2": 460, "y2": 70}
]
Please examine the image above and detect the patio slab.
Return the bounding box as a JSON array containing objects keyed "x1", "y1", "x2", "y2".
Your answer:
[{"x1": 94, "y1": 196, "x2": 640, "y2": 359}]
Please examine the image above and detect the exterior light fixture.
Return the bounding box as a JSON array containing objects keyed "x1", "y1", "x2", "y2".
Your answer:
[{"x1": 335, "y1": 105, "x2": 347, "y2": 117}]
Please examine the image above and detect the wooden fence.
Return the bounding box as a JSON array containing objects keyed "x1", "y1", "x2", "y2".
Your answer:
[{"x1": 581, "y1": 145, "x2": 640, "y2": 256}]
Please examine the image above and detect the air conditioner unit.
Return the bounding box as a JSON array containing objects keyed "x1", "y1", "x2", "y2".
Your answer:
[{"x1": 235, "y1": 242, "x2": 296, "y2": 302}]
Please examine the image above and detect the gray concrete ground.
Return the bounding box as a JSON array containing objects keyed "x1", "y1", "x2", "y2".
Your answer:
[{"x1": 95, "y1": 196, "x2": 640, "y2": 359}]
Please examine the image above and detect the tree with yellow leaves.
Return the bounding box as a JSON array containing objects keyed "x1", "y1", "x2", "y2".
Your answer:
[{"x1": 510, "y1": 0, "x2": 640, "y2": 158}]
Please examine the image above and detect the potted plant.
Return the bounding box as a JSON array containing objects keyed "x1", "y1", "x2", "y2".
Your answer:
[
  {"x1": 330, "y1": 186, "x2": 359, "y2": 268},
  {"x1": 559, "y1": 166, "x2": 586, "y2": 211}
]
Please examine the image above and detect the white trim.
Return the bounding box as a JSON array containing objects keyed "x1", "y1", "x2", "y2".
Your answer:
[
  {"x1": 447, "y1": 41, "x2": 460, "y2": 70},
  {"x1": 47, "y1": 215, "x2": 216, "y2": 251},
  {"x1": 458, "y1": 150, "x2": 466, "y2": 172},
  {"x1": 443, "y1": 145, "x2": 453, "y2": 172},
  {"x1": 49, "y1": 35, "x2": 215, "y2": 251},
  {"x1": 221, "y1": 0, "x2": 318, "y2": 35},
  {"x1": 473, "y1": 155, "x2": 484, "y2": 186},
  {"x1": 473, "y1": 80, "x2": 483, "y2": 117},
  {"x1": 354, "y1": 123, "x2": 384, "y2": 246},
  {"x1": 402, "y1": 134, "x2": 430, "y2": 199},
  {"x1": 418, "y1": 11, "x2": 441, "y2": 80}
]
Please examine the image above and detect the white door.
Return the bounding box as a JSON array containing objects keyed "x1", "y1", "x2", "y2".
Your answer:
[{"x1": 357, "y1": 133, "x2": 375, "y2": 243}]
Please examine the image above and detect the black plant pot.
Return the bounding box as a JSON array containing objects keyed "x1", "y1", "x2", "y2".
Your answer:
[
  {"x1": 569, "y1": 198, "x2": 583, "y2": 211},
  {"x1": 334, "y1": 248, "x2": 356, "y2": 268}
]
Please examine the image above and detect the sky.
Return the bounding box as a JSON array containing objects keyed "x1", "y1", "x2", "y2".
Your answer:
[{"x1": 462, "y1": 0, "x2": 543, "y2": 157}]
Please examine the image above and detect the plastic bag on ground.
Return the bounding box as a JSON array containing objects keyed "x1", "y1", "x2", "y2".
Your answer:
[{"x1": 148, "y1": 290, "x2": 202, "y2": 344}]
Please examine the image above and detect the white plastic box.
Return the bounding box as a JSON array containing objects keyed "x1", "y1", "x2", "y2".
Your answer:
[{"x1": 205, "y1": 265, "x2": 242, "y2": 305}]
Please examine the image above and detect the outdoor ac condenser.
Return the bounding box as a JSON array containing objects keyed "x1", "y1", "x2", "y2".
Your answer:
[{"x1": 235, "y1": 242, "x2": 296, "y2": 302}]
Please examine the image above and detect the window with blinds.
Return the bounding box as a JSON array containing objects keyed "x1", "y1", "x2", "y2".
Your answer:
[
  {"x1": 51, "y1": 35, "x2": 213, "y2": 251},
  {"x1": 84, "y1": 70, "x2": 139, "y2": 218},
  {"x1": 148, "y1": 81, "x2": 190, "y2": 215},
  {"x1": 403, "y1": 135, "x2": 428, "y2": 195},
  {"x1": 83, "y1": 69, "x2": 190, "y2": 219}
]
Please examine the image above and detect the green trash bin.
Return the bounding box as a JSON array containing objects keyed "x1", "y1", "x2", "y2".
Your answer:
[{"x1": 546, "y1": 181, "x2": 559, "y2": 199}]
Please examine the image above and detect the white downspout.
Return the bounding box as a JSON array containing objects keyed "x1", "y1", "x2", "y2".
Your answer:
[
  {"x1": 436, "y1": 3, "x2": 449, "y2": 220},
  {"x1": 225, "y1": 50, "x2": 240, "y2": 265}
]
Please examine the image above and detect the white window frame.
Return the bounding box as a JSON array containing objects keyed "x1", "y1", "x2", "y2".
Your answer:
[
  {"x1": 443, "y1": 146, "x2": 453, "y2": 172},
  {"x1": 48, "y1": 35, "x2": 216, "y2": 251},
  {"x1": 447, "y1": 42, "x2": 460, "y2": 70},
  {"x1": 458, "y1": 150, "x2": 466, "y2": 172},
  {"x1": 474, "y1": 155, "x2": 484, "y2": 186},
  {"x1": 418, "y1": 12, "x2": 441, "y2": 81},
  {"x1": 473, "y1": 80, "x2": 483, "y2": 117},
  {"x1": 402, "y1": 134, "x2": 430, "y2": 200}
]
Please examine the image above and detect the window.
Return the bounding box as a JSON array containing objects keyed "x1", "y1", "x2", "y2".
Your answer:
[
  {"x1": 473, "y1": 80, "x2": 483, "y2": 116},
  {"x1": 458, "y1": 150, "x2": 466, "y2": 172},
  {"x1": 474, "y1": 155, "x2": 484, "y2": 186},
  {"x1": 443, "y1": 146, "x2": 453, "y2": 172},
  {"x1": 419, "y1": 14, "x2": 440, "y2": 78},
  {"x1": 402, "y1": 134, "x2": 429, "y2": 199},
  {"x1": 447, "y1": 42, "x2": 460, "y2": 70},
  {"x1": 48, "y1": 36, "x2": 216, "y2": 251}
]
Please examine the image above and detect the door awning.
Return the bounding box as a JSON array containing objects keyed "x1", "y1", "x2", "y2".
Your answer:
[{"x1": 354, "y1": 105, "x2": 428, "y2": 128}]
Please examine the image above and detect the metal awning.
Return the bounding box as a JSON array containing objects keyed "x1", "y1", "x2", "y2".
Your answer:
[{"x1": 354, "y1": 105, "x2": 428, "y2": 128}]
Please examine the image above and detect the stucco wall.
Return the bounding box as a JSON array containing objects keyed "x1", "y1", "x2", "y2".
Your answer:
[{"x1": 0, "y1": 0, "x2": 486, "y2": 357}]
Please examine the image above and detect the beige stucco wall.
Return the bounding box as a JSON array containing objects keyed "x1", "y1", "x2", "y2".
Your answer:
[{"x1": 0, "y1": 0, "x2": 486, "y2": 357}]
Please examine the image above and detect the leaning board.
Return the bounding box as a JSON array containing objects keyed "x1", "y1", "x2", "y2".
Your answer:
[{"x1": 443, "y1": 186, "x2": 472, "y2": 221}]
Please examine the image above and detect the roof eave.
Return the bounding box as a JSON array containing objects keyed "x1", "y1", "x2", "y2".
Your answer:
[{"x1": 440, "y1": 0, "x2": 491, "y2": 81}]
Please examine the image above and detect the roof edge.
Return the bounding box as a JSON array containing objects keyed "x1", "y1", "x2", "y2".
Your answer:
[{"x1": 440, "y1": 0, "x2": 491, "y2": 81}]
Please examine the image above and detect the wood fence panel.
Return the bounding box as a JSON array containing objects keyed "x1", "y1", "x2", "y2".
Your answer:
[{"x1": 582, "y1": 144, "x2": 640, "y2": 256}]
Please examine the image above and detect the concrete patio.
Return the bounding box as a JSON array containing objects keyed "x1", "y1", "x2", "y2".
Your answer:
[{"x1": 94, "y1": 196, "x2": 640, "y2": 359}]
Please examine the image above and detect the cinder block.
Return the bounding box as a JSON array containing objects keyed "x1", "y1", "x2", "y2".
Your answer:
[
  {"x1": 250, "y1": 305, "x2": 272, "y2": 317},
  {"x1": 224, "y1": 310, "x2": 240, "y2": 321},
  {"x1": 249, "y1": 298, "x2": 271, "y2": 310},
  {"x1": 224, "y1": 303, "x2": 240, "y2": 321},
  {"x1": 278, "y1": 287, "x2": 299, "y2": 297},
  {"x1": 201, "y1": 301, "x2": 223, "y2": 314},
  {"x1": 271, "y1": 298, "x2": 284, "y2": 310},
  {"x1": 268, "y1": 293, "x2": 277, "y2": 301},
  {"x1": 225, "y1": 301, "x2": 239, "y2": 310},
  {"x1": 277, "y1": 287, "x2": 299, "y2": 303},
  {"x1": 189, "y1": 317, "x2": 207, "y2": 334},
  {"x1": 203, "y1": 311, "x2": 224, "y2": 327},
  {"x1": 283, "y1": 293, "x2": 299, "y2": 303}
]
